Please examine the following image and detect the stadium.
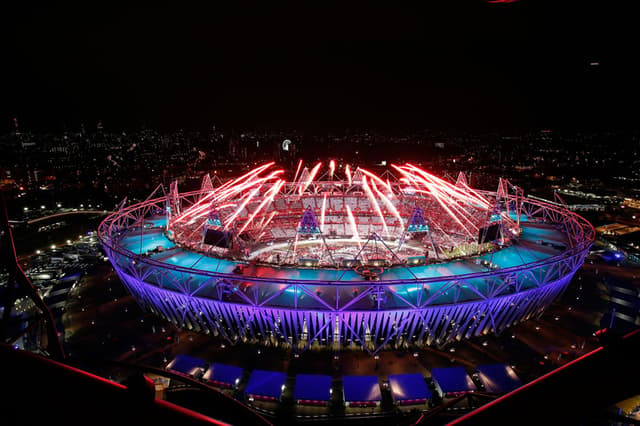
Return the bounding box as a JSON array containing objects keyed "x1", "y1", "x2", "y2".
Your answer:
[{"x1": 99, "y1": 162, "x2": 594, "y2": 354}]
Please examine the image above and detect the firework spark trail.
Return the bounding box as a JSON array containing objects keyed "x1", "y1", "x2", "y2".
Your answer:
[
  {"x1": 224, "y1": 185, "x2": 264, "y2": 230},
  {"x1": 299, "y1": 162, "x2": 322, "y2": 195},
  {"x1": 257, "y1": 210, "x2": 278, "y2": 236},
  {"x1": 185, "y1": 202, "x2": 237, "y2": 226},
  {"x1": 345, "y1": 204, "x2": 363, "y2": 253},
  {"x1": 221, "y1": 169, "x2": 283, "y2": 200},
  {"x1": 227, "y1": 162, "x2": 276, "y2": 186},
  {"x1": 393, "y1": 164, "x2": 491, "y2": 234},
  {"x1": 397, "y1": 168, "x2": 467, "y2": 227},
  {"x1": 292, "y1": 233, "x2": 300, "y2": 261},
  {"x1": 185, "y1": 164, "x2": 265, "y2": 216},
  {"x1": 236, "y1": 180, "x2": 285, "y2": 234},
  {"x1": 424, "y1": 181, "x2": 475, "y2": 236},
  {"x1": 175, "y1": 166, "x2": 269, "y2": 223},
  {"x1": 230, "y1": 169, "x2": 284, "y2": 200},
  {"x1": 413, "y1": 169, "x2": 485, "y2": 227},
  {"x1": 424, "y1": 174, "x2": 488, "y2": 208},
  {"x1": 370, "y1": 179, "x2": 403, "y2": 228},
  {"x1": 362, "y1": 175, "x2": 390, "y2": 237},
  {"x1": 200, "y1": 163, "x2": 273, "y2": 195},
  {"x1": 432, "y1": 188, "x2": 481, "y2": 231},
  {"x1": 359, "y1": 167, "x2": 394, "y2": 194},
  {"x1": 320, "y1": 193, "x2": 327, "y2": 233},
  {"x1": 457, "y1": 181, "x2": 492, "y2": 208},
  {"x1": 178, "y1": 167, "x2": 283, "y2": 224},
  {"x1": 403, "y1": 164, "x2": 490, "y2": 208},
  {"x1": 204, "y1": 162, "x2": 275, "y2": 206},
  {"x1": 173, "y1": 187, "x2": 225, "y2": 224},
  {"x1": 308, "y1": 162, "x2": 322, "y2": 182},
  {"x1": 173, "y1": 162, "x2": 492, "y2": 250},
  {"x1": 255, "y1": 210, "x2": 269, "y2": 229},
  {"x1": 292, "y1": 159, "x2": 303, "y2": 183},
  {"x1": 220, "y1": 171, "x2": 284, "y2": 227},
  {"x1": 395, "y1": 166, "x2": 476, "y2": 236}
]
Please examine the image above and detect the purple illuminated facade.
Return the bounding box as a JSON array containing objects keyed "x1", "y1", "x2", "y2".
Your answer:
[{"x1": 99, "y1": 164, "x2": 594, "y2": 354}]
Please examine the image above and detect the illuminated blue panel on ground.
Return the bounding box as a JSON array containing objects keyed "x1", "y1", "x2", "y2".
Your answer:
[
  {"x1": 388, "y1": 373, "x2": 432, "y2": 402},
  {"x1": 476, "y1": 364, "x2": 522, "y2": 394},
  {"x1": 166, "y1": 354, "x2": 207, "y2": 377},
  {"x1": 342, "y1": 375, "x2": 381, "y2": 402},
  {"x1": 431, "y1": 367, "x2": 476, "y2": 394},
  {"x1": 244, "y1": 370, "x2": 287, "y2": 399},
  {"x1": 202, "y1": 363, "x2": 243, "y2": 387},
  {"x1": 294, "y1": 374, "x2": 332, "y2": 402}
]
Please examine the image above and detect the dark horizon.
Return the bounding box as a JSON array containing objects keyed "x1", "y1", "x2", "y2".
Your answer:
[{"x1": 3, "y1": 3, "x2": 639, "y2": 134}]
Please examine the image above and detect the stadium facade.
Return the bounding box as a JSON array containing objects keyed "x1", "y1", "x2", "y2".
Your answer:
[{"x1": 99, "y1": 162, "x2": 594, "y2": 354}]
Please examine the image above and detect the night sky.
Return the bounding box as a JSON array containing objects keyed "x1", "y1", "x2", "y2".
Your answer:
[{"x1": 2, "y1": 3, "x2": 638, "y2": 132}]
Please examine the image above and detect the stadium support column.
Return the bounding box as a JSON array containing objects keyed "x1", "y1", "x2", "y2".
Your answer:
[
  {"x1": 164, "y1": 192, "x2": 172, "y2": 232},
  {"x1": 455, "y1": 172, "x2": 468, "y2": 187},
  {"x1": 398, "y1": 206, "x2": 438, "y2": 259},
  {"x1": 333, "y1": 315, "x2": 341, "y2": 351},
  {"x1": 170, "y1": 181, "x2": 180, "y2": 217},
  {"x1": 200, "y1": 173, "x2": 214, "y2": 194}
]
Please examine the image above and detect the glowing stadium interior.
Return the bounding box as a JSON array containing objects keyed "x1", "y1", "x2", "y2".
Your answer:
[
  {"x1": 168, "y1": 162, "x2": 520, "y2": 267},
  {"x1": 99, "y1": 163, "x2": 594, "y2": 354}
]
